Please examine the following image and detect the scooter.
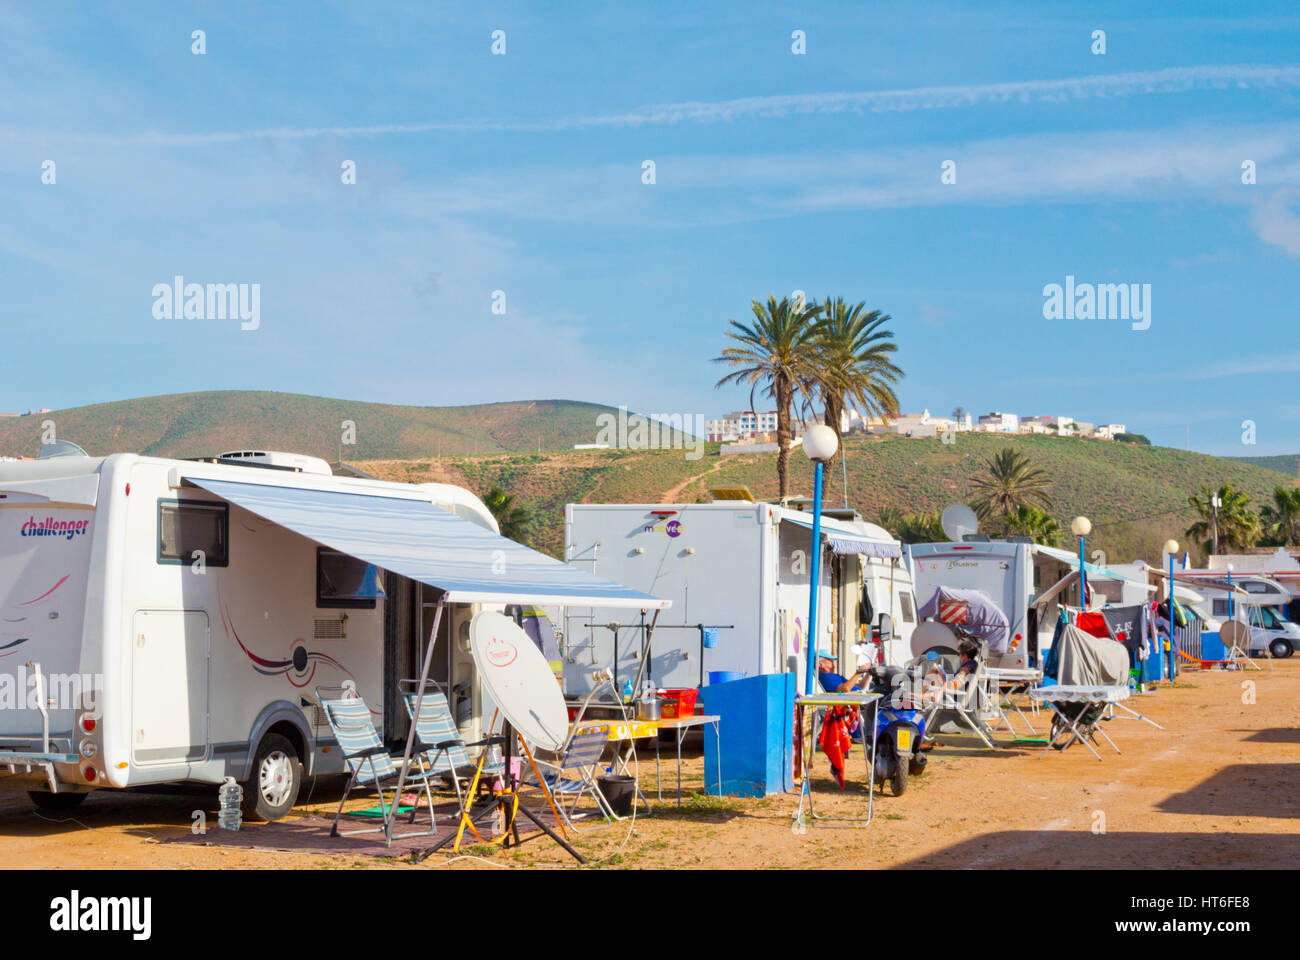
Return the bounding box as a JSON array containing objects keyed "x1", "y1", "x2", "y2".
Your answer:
[{"x1": 867, "y1": 664, "x2": 928, "y2": 796}]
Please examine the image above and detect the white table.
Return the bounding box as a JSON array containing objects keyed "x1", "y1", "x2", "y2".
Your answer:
[
  {"x1": 792, "y1": 692, "x2": 882, "y2": 831},
  {"x1": 652, "y1": 714, "x2": 722, "y2": 808},
  {"x1": 981, "y1": 666, "x2": 1043, "y2": 736},
  {"x1": 1029, "y1": 684, "x2": 1129, "y2": 760}
]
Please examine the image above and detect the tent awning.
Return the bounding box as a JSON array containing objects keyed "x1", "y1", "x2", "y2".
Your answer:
[
  {"x1": 781, "y1": 514, "x2": 903, "y2": 558},
  {"x1": 185, "y1": 476, "x2": 669, "y2": 609}
]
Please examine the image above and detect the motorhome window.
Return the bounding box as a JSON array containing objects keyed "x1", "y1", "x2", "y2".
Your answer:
[
  {"x1": 1243, "y1": 582, "x2": 1269, "y2": 594},
  {"x1": 1212, "y1": 598, "x2": 1230, "y2": 618},
  {"x1": 158, "y1": 500, "x2": 229, "y2": 566},
  {"x1": 317, "y1": 548, "x2": 382, "y2": 608},
  {"x1": 899, "y1": 591, "x2": 916, "y2": 624}
]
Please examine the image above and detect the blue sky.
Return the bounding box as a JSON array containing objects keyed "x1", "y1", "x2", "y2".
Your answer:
[{"x1": 2, "y1": 2, "x2": 1299, "y2": 455}]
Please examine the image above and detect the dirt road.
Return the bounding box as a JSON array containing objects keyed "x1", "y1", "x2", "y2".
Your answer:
[{"x1": 2, "y1": 662, "x2": 1297, "y2": 869}]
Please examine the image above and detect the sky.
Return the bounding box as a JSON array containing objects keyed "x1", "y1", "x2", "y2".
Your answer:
[{"x1": 2, "y1": 2, "x2": 1299, "y2": 456}]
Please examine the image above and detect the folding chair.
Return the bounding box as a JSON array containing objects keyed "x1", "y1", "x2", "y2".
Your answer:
[
  {"x1": 528, "y1": 725, "x2": 619, "y2": 832},
  {"x1": 923, "y1": 662, "x2": 998, "y2": 750},
  {"x1": 317, "y1": 687, "x2": 438, "y2": 840},
  {"x1": 400, "y1": 683, "x2": 505, "y2": 819}
]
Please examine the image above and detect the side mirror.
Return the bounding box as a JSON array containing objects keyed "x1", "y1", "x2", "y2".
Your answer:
[{"x1": 876, "y1": 613, "x2": 894, "y2": 644}]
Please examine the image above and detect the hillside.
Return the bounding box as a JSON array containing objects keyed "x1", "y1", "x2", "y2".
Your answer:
[
  {"x1": 1229, "y1": 453, "x2": 1300, "y2": 478},
  {"x1": 358, "y1": 433, "x2": 1297, "y2": 566},
  {"x1": 0, "y1": 391, "x2": 646, "y2": 460}
]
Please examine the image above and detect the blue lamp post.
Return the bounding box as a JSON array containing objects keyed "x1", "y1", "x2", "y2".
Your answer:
[
  {"x1": 1071, "y1": 515, "x2": 1092, "y2": 608},
  {"x1": 1226, "y1": 563, "x2": 1235, "y2": 620},
  {"x1": 801, "y1": 424, "x2": 840, "y2": 696},
  {"x1": 1164, "y1": 538, "x2": 1180, "y2": 677}
]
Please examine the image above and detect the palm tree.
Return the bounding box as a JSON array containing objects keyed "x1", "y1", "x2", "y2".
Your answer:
[
  {"x1": 1260, "y1": 486, "x2": 1300, "y2": 546},
  {"x1": 809, "y1": 297, "x2": 903, "y2": 459},
  {"x1": 482, "y1": 486, "x2": 532, "y2": 542},
  {"x1": 970, "y1": 449, "x2": 1054, "y2": 527},
  {"x1": 714, "y1": 295, "x2": 822, "y2": 499},
  {"x1": 1186, "y1": 484, "x2": 1260, "y2": 554},
  {"x1": 1004, "y1": 504, "x2": 1063, "y2": 546}
]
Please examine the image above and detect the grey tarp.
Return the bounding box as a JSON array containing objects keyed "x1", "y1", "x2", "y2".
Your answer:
[
  {"x1": 1052, "y1": 623, "x2": 1130, "y2": 686},
  {"x1": 918, "y1": 586, "x2": 1011, "y2": 653}
]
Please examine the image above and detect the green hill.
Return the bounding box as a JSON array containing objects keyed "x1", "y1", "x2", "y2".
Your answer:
[
  {"x1": 0, "y1": 391, "x2": 651, "y2": 461},
  {"x1": 359, "y1": 433, "x2": 1298, "y2": 566},
  {"x1": 1229, "y1": 453, "x2": 1299, "y2": 478}
]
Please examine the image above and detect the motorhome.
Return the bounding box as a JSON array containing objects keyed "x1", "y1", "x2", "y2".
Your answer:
[
  {"x1": 562, "y1": 494, "x2": 917, "y2": 695},
  {"x1": 905, "y1": 539, "x2": 1149, "y2": 669},
  {"x1": 1175, "y1": 574, "x2": 1298, "y2": 658},
  {"x1": 0, "y1": 447, "x2": 662, "y2": 819}
]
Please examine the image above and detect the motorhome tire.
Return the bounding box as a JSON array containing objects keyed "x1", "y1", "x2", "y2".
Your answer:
[
  {"x1": 243, "y1": 733, "x2": 302, "y2": 822},
  {"x1": 28, "y1": 791, "x2": 88, "y2": 811},
  {"x1": 1269, "y1": 639, "x2": 1293, "y2": 659}
]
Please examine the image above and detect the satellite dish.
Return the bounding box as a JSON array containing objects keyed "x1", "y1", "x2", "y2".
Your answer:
[
  {"x1": 941, "y1": 503, "x2": 979, "y2": 541},
  {"x1": 37, "y1": 439, "x2": 89, "y2": 459},
  {"x1": 470, "y1": 610, "x2": 568, "y2": 751}
]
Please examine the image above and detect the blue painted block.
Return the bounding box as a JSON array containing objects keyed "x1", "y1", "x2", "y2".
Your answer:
[
  {"x1": 1201, "y1": 632, "x2": 1225, "y2": 661},
  {"x1": 699, "y1": 673, "x2": 795, "y2": 798}
]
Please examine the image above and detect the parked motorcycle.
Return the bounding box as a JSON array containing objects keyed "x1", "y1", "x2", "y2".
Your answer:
[{"x1": 866, "y1": 664, "x2": 928, "y2": 796}]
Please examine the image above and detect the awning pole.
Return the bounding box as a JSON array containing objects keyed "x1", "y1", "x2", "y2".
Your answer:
[
  {"x1": 629, "y1": 608, "x2": 661, "y2": 695},
  {"x1": 387, "y1": 596, "x2": 445, "y2": 843}
]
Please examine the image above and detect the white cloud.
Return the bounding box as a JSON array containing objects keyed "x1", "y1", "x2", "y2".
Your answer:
[{"x1": 1250, "y1": 188, "x2": 1300, "y2": 256}]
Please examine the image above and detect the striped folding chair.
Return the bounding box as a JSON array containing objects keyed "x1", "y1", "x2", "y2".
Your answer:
[
  {"x1": 529, "y1": 725, "x2": 617, "y2": 832},
  {"x1": 400, "y1": 683, "x2": 505, "y2": 818},
  {"x1": 317, "y1": 687, "x2": 438, "y2": 840}
]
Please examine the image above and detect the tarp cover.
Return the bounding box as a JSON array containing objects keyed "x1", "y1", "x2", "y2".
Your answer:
[
  {"x1": 918, "y1": 586, "x2": 1011, "y2": 653},
  {"x1": 1050, "y1": 624, "x2": 1130, "y2": 686},
  {"x1": 186, "y1": 476, "x2": 669, "y2": 609}
]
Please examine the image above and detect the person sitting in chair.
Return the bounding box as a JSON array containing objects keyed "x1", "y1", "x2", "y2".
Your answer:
[{"x1": 816, "y1": 649, "x2": 869, "y2": 693}]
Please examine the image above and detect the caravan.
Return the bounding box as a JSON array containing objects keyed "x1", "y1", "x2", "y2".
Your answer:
[
  {"x1": 562, "y1": 495, "x2": 917, "y2": 695},
  {"x1": 1177, "y1": 574, "x2": 1298, "y2": 659},
  {"x1": 0, "y1": 448, "x2": 663, "y2": 819}
]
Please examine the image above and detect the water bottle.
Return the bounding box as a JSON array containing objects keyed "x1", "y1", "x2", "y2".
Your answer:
[
  {"x1": 218, "y1": 777, "x2": 243, "y2": 832},
  {"x1": 622, "y1": 680, "x2": 633, "y2": 703}
]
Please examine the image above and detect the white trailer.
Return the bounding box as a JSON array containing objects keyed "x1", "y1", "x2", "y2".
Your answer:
[
  {"x1": 0, "y1": 448, "x2": 662, "y2": 819},
  {"x1": 1175, "y1": 573, "x2": 1299, "y2": 658},
  {"x1": 905, "y1": 539, "x2": 1149, "y2": 669},
  {"x1": 562, "y1": 499, "x2": 917, "y2": 694}
]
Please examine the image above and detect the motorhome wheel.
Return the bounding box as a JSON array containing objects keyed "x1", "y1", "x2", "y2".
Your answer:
[
  {"x1": 1269, "y1": 638, "x2": 1293, "y2": 659},
  {"x1": 28, "y1": 791, "x2": 88, "y2": 812},
  {"x1": 243, "y1": 733, "x2": 302, "y2": 821}
]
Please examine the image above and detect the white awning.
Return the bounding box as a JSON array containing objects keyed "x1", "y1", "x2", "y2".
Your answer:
[
  {"x1": 185, "y1": 476, "x2": 669, "y2": 609},
  {"x1": 781, "y1": 513, "x2": 903, "y2": 558}
]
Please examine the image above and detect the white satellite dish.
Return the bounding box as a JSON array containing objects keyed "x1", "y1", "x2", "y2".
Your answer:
[
  {"x1": 470, "y1": 611, "x2": 569, "y2": 751},
  {"x1": 941, "y1": 503, "x2": 979, "y2": 541}
]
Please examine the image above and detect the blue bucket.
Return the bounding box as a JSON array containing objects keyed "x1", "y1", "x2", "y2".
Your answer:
[
  {"x1": 709, "y1": 670, "x2": 743, "y2": 685},
  {"x1": 702, "y1": 627, "x2": 719, "y2": 649}
]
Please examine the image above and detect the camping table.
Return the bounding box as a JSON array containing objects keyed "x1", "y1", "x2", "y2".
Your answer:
[
  {"x1": 792, "y1": 692, "x2": 881, "y2": 831},
  {"x1": 652, "y1": 714, "x2": 722, "y2": 808},
  {"x1": 1029, "y1": 685, "x2": 1130, "y2": 761},
  {"x1": 572, "y1": 720, "x2": 659, "y2": 816},
  {"x1": 981, "y1": 667, "x2": 1043, "y2": 736}
]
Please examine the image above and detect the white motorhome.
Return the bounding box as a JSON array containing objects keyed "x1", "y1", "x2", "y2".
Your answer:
[
  {"x1": 0, "y1": 448, "x2": 662, "y2": 819},
  {"x1": 1176, "y1": 574, "x2": 1298, "y2": 659},
  {"x1": 562, "y1": 496, "x2": 917, "y2": 694},
  {"x1": 906, "y1": 538, "x2": 1148, "y2": 669}
]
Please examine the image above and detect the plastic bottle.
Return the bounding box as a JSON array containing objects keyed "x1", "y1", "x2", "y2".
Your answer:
[
  {"x1": 622, "y1": 680, "x2": 633, "y2": 703},
  {"x1": 218, "y1": 777, "x2": 243, "y2": 832}
]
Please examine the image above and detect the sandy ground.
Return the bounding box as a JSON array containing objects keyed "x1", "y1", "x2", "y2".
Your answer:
[{"x1": 2, "y1": 662, "x2": 1298, "y2": 870}]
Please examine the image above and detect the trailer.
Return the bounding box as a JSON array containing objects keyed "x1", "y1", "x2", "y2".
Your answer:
[
  {"x1": 562, "y1": 497, "x2": 917, "y2": 694},
  {"x1": 905, "y1": 539, "x2": 1150, "y2": 669},
  {"x1": 0, "y1": 447, "x2": 663, "y2": 819}
]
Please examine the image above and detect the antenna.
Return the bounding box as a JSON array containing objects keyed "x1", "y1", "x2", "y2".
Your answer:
[{"x1": 941, "y1": 503, "x2": 979, "y2": 541}]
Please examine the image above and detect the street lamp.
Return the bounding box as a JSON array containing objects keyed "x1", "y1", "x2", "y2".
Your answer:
[
  {"x1": 1210, "y1": 494, "x2": 1222, "y2": 556},
  {"x1": 1071, "y1": 515, "x2": 1092, "y2": 609},
  {"x1": 801, "y1": 424, "x2": 839, "y2": 696},
  {"x1": 1164, "y1": 538, "x2": 1179, "y2": 677}
]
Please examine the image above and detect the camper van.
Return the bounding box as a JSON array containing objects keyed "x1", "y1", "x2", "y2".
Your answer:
[
  {"x1": 562, "y1": 497, "x2": 916, "y2": 694},
  {"x1": 0, "y1": 448, "x2": 661, "y2": 819},
  {"x1": 906, "y1": 539, "x2": 1147, "y2": 669},
  {"x1": 1179, "y1": 575, "x2": 1298, "y2": 658}
]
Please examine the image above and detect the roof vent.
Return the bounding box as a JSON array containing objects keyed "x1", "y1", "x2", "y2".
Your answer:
[{"x1": 215, "y1": 450, "x2": 333, "y2": 476}]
